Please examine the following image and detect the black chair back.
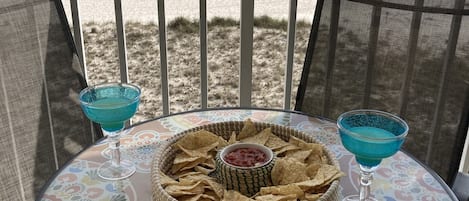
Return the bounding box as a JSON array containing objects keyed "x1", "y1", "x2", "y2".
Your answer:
[{"x1": 295, "y1": 0, "x2": 469, "y2": 184}]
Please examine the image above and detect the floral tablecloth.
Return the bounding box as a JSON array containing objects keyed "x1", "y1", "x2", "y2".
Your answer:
[{"x1": 40, "y1": 109, "x2": 456, "y2": 201}]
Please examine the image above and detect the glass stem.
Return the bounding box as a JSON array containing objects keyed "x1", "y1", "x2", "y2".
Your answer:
[
  {"x1": 103, "y1": 130, "x2": 121, "y2": 167},
  {"x1": 358, "y1": 165, "x2": 377, "y2": 201}
]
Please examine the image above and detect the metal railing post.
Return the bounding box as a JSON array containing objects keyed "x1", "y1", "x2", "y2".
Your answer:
[
  {"x1": 239, "y1": 0, "x2": 254, "y2": 107},
  {"x1": 200, "y1": 0, "x2": 208, "y2": 109},
  {"x1": 157, "y1": 0, "x2": 170, "y2": 115},
  {"x1": 284, "y1": 0, "x2": 298, "y2": 110},
  {"x1": 114, "y1": 0, "x2": 129, "y2": 83}
]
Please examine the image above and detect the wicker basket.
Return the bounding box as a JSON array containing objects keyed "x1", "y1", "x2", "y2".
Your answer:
[{"x1": 151, "y1": 121, "x2": 340, "y2": 201}]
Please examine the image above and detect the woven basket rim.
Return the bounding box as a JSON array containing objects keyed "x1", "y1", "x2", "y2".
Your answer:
[{"x1": 151, "y1": 121, "x2": 341, "y2": 201}]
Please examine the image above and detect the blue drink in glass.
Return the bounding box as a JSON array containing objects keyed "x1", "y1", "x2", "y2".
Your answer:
[
  {"x1": 338, "y1": 110, "x2": 408, "y2": 201},
  {"x1": 80, "y1": 85, "x2": 140, "y2": 132},
  {"x1": 80, "y1": 83, "x2": 141, "y2": 180}
]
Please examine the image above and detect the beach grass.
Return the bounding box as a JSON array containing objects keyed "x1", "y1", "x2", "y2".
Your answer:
[{"x1": 83, "y1": 16, "x2": 311, "y2": 122}]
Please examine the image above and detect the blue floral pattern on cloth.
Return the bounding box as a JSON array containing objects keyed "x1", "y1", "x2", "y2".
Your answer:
[
  {"x1": 102, "y1": 130, "x2": 160, "y2": 173},
  {"x1": 41, "y1": 160, "x2": 137, "y2": 201},
  {"x1": 40, "y1": 109, "x2": 455, "y2": 201},
  {"x1": 332, "y1": 145, "x2": 452, "y2": 201}
]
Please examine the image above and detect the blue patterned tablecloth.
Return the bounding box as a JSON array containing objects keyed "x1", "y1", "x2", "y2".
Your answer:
[{"x1": 40, "y1": 109, "x2": 455, "y2": 201}]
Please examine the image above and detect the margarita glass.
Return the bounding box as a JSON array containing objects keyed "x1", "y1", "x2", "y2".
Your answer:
[
  {"x1": 79, "y1": 83, "x2": 141, "y2": 180},
  {"x1": 337, "y1": 110, "x2": 408, "y2": 201}
]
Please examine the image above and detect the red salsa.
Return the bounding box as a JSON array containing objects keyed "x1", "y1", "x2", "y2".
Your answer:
[{"x1": 223, "y1": 147, "x2": 268, "y2": 167}]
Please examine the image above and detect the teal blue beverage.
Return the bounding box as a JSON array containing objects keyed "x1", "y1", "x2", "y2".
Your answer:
[
  {"x1": 340, "y1": 126, "x2": 405, "y2": 166},
  {"x1": 338, "y1": 110, "x2": 408, "y2": 167},
  {"x1": 80, "y1": 83, "x2": 140, "y2": 132}
]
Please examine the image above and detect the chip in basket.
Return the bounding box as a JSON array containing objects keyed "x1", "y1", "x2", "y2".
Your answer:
[{"x1": 152, "y1": 119, "x2": 343, "y2": 201}]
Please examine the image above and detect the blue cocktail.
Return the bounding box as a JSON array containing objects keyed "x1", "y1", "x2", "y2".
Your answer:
[
  {"x1": 80, "y1": 83, "x2": 141, "y2": 180},
  {"x1": 338, "y1": 110, "x2": 408, "y2": 201}
]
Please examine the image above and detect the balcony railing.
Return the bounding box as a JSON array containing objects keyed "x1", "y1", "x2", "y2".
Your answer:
[{"x1": 67, "y1": 0, "x2": 307, "y2": 116}]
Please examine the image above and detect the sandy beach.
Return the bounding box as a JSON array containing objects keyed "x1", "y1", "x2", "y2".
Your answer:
[
  {"x1": 66, "y1": 0, "x2": 469, "y2": 123},
  {"x1": 61, "y1": 0, "x2": 317, "y2": 23},
  {"x1": 82, "y1": 21, "x2": 311, "y2": 123},
  {"x1": 62, "y1": 0, "x2": 317, "y2": 122}
]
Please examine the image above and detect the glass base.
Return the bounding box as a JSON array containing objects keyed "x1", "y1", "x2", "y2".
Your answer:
[
  {"x1": 343, "y1": 195, "x2": 378, "y2": 201},
  {"x1": 97, "y1": 160, "x2": 136, "y2": 180}
]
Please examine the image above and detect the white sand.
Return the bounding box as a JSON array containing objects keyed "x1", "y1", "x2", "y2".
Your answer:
[
  {"x1": 83, "y1": 23, "x2": 311, "y2": 122},
  {"x1": 62, "y1": 0, "x2": 317, "y2": 122},
  {"x1": 66, "y1": 0, "x2": 469, "y2": 124},
  {"x1": 61, "y1": 0, "x2": 317, "y2": 23}
]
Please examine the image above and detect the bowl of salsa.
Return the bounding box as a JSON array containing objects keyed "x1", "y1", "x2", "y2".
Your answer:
[
  {"x1": 215, "y1": 143, "x2": 276, "y2": 196},
  {"x1": 220, "y1": 143, "x2": 274, "y2": 169}
]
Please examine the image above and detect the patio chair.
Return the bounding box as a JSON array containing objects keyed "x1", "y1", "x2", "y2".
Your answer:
[
  {"x1": 0, "y1": 0, "x2": 101, "y2": 200},
  {"x1": 452, "y1": 171, "x2": 469, "y2": 201},
  {"x1": 295, "y1": 0, "x2": 469, "y2": 187}
]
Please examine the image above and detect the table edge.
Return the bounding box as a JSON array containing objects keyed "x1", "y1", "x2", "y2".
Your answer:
[
  {"x1": 37, "y1": 107, "x2": 458, "y2": 201},
  {"x1": 400, "y1": 149, "x2": 459, "y2": 201}
]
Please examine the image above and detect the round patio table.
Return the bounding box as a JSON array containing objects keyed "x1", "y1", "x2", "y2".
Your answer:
[{"x1": 39, "y1": 108, "x2": 458, "y2": 201}]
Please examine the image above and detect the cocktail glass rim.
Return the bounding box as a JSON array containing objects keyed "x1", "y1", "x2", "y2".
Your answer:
[
  {"x1": 79, "y1": 82, "x2": 141, "y2": 107},
  {"x1": 337, "y1": 109, "x2": 409, "y2": 141}
]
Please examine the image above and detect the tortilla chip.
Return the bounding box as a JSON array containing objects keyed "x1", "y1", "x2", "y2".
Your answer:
[
  {"x1": 174, "y1": 130, "x2": 221, "y2": 150},
  {"x1": 217, "y1": 136, "x2": 229, "y2": 149},
  {"x1": 193, "y1": 166, "x2": 211, "y2": 175},
  {"x1": 271, "y1": 157, "x2": 310, "y2": 185},
  {"x1": 240, "y1": 127, "x2": 271, "y2": 145},
  {"x1": 258, "y1": 184, "x2": 304, "y2": 198},
  {"x1": 284, "y1": 149, "x2": 312, "y2": 163},
  {"x1": 274, "y1": 144, "x2": 301, "y2": 155},
  {"x1": 172, "y1": 156, "x2": 199, "y2": 173},
  {"x1": 254, "y1": 194, "x2": 298, "y2": 201},
  {"x1": 173, "y1": 152, "x2": 203, "y2": 165},
  {"x1": 177, "y1": 171, "x2": 204, "y2": 178},
  {"x1": 196, "y1": 175, "x2": 224, "y2": 198},
  {"x1": 201, "y1": 157, "x2": 216, "y2": 168},
  {"x1": 289, "y1": 136, "x2": 323, "y2": 152},
  {"x1": 172, "y1": 156, "x2": 208, "y2": 174},
  {"x1": 178, "y1": 194, "x2": 202, "y2": 201},
  {"x1": 201, "y1": 191, "x2": 219, "y2": 200},
  {"x1": 170, "y1": 169, "x2": 194, "y2": 178},
  {"x1": 265, "y1": 134, "x2": 290, "y2": 150},
  {"x1": 305, "y1": 163, "x2": 322, "y2": 178},
  {"x1": 172, "y1": 143, "x2": 217, "y2": 174},
  {"x1": 165, "y1": 180, "x2": 205, "y2": 197},
  {"x1": 159, "y1": 171, "x2": 178, "y2": 187},
  {"x1": 288, "y1": 136, "x2": 326, "y2": 165},
  {"x1": 238, "y1": 119, "x2": 258, "y2": 140},
  {"x1": 228, "y1": 131, "x2": 238, "y2": 144},
  {"x1": 178, "y1": 173, "x2": 224, "y2": 199},
  {"x1": 287, "y1": 136, "x2": 308, "y2": 147},
  {"x1": 178, "y1": 194, "x2": 214, "y2": 201},
  {"x1": 295, "y1": 179, "x2": 325, "y2": 192},
  {"x1": 312, "y1": 164, "x2": 344, "y2": 185},
  {"x1": 305, "y1": 150, "x2": 327, "y2": 165},
  {"x1": 177, "y1": 141, "x2": 219, "y2": 157},
  {"x1": 304, "y1": 193, "x2": 323, "y2": 201},
  {"x1": 222, "y1": 190, "x2": 254, "y2": 201},
  {"x1": 295, "y1": 164, "x2": 344, "y2": 193}
]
